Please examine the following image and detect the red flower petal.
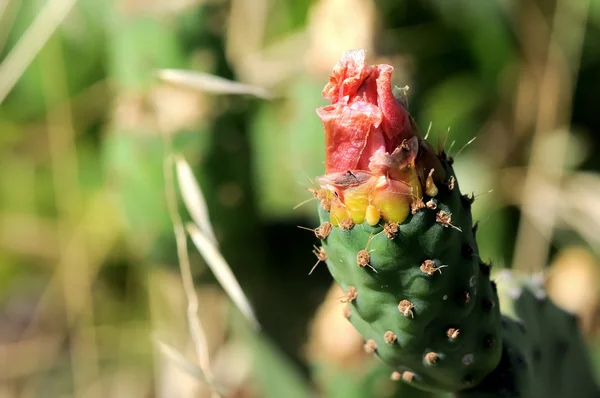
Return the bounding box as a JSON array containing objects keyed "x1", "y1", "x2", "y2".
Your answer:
[
  {"x1": 374, "y1": 64, "x2": 412, "y2": 142},
  {"x1": 317, "y1": 101, "x2": 382, "y2": 173},
  {"x1": 317, "y1": 50, "x2": 414, "y2": 175}
]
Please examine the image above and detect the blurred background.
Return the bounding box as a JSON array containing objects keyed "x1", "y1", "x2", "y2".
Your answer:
[{"x1": 1, "y1": 0, "x2": 600, "y2": 397}]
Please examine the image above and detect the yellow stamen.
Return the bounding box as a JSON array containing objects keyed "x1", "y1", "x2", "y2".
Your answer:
[
  {"x1": 343, "y1": 184, "x2": 371, "y2": 224},
  {"x1": 372, "y1": 191, "x2": 410, "y2": 224},
  {"x1": 365, "y1": 204, "x2": 381, "y2": 226}
]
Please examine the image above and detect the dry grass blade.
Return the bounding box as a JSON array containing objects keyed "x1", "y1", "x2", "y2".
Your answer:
[
  {"x1": 176, "y1": 156, "x2": 217, "y2": 245},
  {"x1": 187, "y1": 223, "x2": 260, "y2": 330},
  {"x1": 163, "y1": 151, "x2": 220, "y2": 397},
  {"x1": 0, "y1": 0, "x2": 79, "y2": 104},
  {"x1": 158, "y1": 69, "x2": 273, "y2": 99},
  {"x1": 154, "y1": 338, "x2": 228, "y2": 395}
]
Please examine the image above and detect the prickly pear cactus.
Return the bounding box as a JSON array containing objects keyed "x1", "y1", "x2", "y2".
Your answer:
[
  {"x1": 457, "y1": 274, "x2": 600, "y2": 398},
  {"x1": 310, "y1": 50, "x2": 502, "y2": 393}
]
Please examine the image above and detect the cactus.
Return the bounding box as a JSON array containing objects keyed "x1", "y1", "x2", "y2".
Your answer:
[
  {"x1": 310, "y1": 50, "x2": 599, "y2": 396},
  {"x1": 456, "y1": 273, "x2": 600, "y2": 398},
  {"x1": 311, "y1": 49, "x2": 501, "y2": 393}
]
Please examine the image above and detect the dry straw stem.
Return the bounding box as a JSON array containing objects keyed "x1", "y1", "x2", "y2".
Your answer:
[
  {"x1": 176, "y1": 156, "x2": 218, "y2": 245},
  {"x1": 0, "y1": 0, "x2": 79, "y2": 104},
  {"x1": 158, "y1": 63, "x2": 265, "y2": 396},
  {"x1": 154, "y1": 338, "x2": 228, "y2": 396},
  {"x1": 158, "y1": 69, "x2": 273, "y2": 99},
  {"x1": 186, "y1": 222, "x2": 260, "y2": 331},
  {"x1": 176, "y1": 156, "x2": 259, "y2": 330},
  {"x1": 163, "y1": 151, "x2": 221, "y2": 398}
]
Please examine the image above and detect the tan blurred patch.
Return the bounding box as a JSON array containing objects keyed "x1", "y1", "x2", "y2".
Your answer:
[
  {"x1": 306, "y1": 0, "x2": 375, "y2": 76},
  {"x1": 150, "y1": 269, "x2": 254, "y2": 398},
  {"x1": 112, "y1": 83, "x2": 207, "y2": 135},
  {"x1": 545, "y1": 246, "x2": 600, "y2": 336},
  {"x1": 305, "y1": 284, "x2": 371, "y2": 371}
]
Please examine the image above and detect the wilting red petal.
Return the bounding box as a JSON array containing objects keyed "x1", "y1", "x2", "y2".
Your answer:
[
  {"x1": 315, "y1": 50, "x2": 446, "y2": 225},
  {"x1": 368, "y1": 137, "x2": 419, "y2": 179},
  {"x1": 317, "y1": 101, "x2": 382, "y2": 173},
  {"x1": 375, "y1": 64, "x2": 413, "y2": 142},
  {"x1": 322, "y1": 50, "x2": 372, "y2": 104},
  {"x1": 358, "y1": 125, "x2": 386, "y2": 170},
  {"x1": 317, "y1": 50, "x2": 415, "y2": 175}
]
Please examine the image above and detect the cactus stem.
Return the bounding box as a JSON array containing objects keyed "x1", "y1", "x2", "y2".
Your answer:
[
  {"x1": 364, "y1": 339, "x2": 378, "y2": 354},
  {"x1": 398, "y1": 300, "x2": 415, "y2": 318},
  {"x1": 532, "y1": 347, "x2": 542, "y2": 362},
  {"x1": 478, "y1": 261, "x2": 492, "y2": 276},
  {"x1": 483, "y1": 335, "x2": 495, "y2": 348},
  {"x1": 462, "y1": 243, "x2": 474, "y2": 258},
  {"x1": 472, "y1": 221, "x2": 479, "y2": 235},
  {"x1": 482, "y1": 298, "x2": 495, "y2": 312},
  {"x1": 426, "y1": 199, "x2": 437, "y2": 209},
  {"x1": 447, "y1": 328, "x2": 460, "y2": 339},
  {"x1": 384, "y1": 331, "x2": 398, "y2": 344},
  {"x1": 460, "y1": 193, "x2": 475, "y2": 209},
  {"x1": 425, "y1": 352, "x2": 440, "y2": 365}
]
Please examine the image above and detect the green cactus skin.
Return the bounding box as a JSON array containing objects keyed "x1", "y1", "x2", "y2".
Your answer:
[
  {"x1": 317, "y1": 153, "x2": 502, "y2": 393},
  {"x1": 458, "y1": 281, "x2": 600, "y2": 398},
  {"x1": 311, "y1": 359, "x2": 447, "y2": 398}
]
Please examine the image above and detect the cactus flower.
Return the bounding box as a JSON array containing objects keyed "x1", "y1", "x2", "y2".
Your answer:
[
  {"x1": 315, "y1": 50, "x2": 443, "y2": 226},
  {"x1": 316, "y1": 49, "x2": 414, "y2": 174}
]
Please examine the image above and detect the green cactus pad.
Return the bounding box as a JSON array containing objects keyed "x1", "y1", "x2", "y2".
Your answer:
[
  {"x1": 459, "y1": 278, "x2": 600, "y2": 398},
  {"x1": 318, "y1": 155, "x2": 502, "y2": 393}
]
